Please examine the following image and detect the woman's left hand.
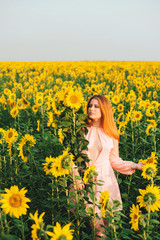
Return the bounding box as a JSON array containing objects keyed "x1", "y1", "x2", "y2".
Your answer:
[
  {"x1": 131, "y1": 162, "x2": 143, "y2": 170},
  {"x1": 136, "y1": 162, "x2": 143, "y2": 170}
]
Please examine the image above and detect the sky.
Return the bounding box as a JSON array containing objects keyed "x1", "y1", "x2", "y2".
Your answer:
[{"x1": 0, "y1": 0, "x2": 160, "y2": 61}]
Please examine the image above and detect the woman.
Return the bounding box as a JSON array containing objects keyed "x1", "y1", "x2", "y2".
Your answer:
[{"x1": 75, "y1": 95, "x2": 142, "y2": 239}]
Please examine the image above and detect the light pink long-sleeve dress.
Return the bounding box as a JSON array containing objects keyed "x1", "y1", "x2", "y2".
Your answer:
[{"x1": 85, "y1": 126, "x2": 135, "y2": 215}]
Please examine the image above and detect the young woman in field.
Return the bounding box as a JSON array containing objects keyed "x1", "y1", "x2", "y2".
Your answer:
[{"x1": 75, "y1": 94, "x2": 142, "y2": 239}]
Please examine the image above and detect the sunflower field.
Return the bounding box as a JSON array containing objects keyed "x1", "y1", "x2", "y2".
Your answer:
[{"x1": 0, "y1": 61, "x2": 160, "y2": 240}]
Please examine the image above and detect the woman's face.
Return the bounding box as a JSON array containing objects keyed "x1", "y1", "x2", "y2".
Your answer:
[{"x1": 88, "y1": 98, "x2": 102, "y2": 121}]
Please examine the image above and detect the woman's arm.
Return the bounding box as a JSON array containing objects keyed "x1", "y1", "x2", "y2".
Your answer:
[
  {"x1": 70, "y1": 163, "x2": 85, "y2": 190},
  {"x1": 109, "y1": 139, "x2": 142, "y2": 175}
]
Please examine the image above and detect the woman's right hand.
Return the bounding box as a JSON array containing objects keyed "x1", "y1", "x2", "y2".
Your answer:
[{"x1": 75, "y1": 179, "x2": 85, "y2": 190}]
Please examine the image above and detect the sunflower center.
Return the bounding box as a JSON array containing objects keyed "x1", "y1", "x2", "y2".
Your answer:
[
  {"x1": 8, "y1": 132, "x2": 13, "y2": 138},
  {"x1": 144, "y1": 192, "x2": 156, "y2": 205},
  {"x1": 47, "y1": 162, "x2": 52, "y2": 170},
  {"x1": 9, "y1": 194, "x2": 22, "y2": 208},
  {"x1": 61, "y1": 155, "x2": 71, "y2": 169},
  {"x1": 70, "y1": 95, "x2": 78, "y2": 104},
  {"x1": 22, "y1": 99, "x2": 28, "y2": 105},
  {"x1": 58, "y1": 235, "x2": 67, "y2": 240},
  {"x1": 133, "y1": 214, "x2": 138, "y2": 220},
  {"x1": 146, "y1": 168, "x2": 154, "y2": 176},
  {"x1": 147, "y1": 158, "x2": 153, "y2": 164}
]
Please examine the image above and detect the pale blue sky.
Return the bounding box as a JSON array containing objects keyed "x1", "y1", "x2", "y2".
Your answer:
[{"x1": 0, "y1": 0, "x2": 160, "y2": 61}]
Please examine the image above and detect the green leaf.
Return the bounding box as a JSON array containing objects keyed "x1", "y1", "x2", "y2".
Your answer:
[
  {"x1": 150, "y1": 219, "x2": 160, "y2": 224},
  {"x1": 0, "y1": 235, "x2": 20, "y2": 240},
  {"x1": 61, "y1": 121, "x2": 72, "y2": 127}
]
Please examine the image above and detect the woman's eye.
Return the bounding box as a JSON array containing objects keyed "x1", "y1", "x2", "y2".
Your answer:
[{"x1": 95, "y1": 105, "x2": 99, "y2": 108}]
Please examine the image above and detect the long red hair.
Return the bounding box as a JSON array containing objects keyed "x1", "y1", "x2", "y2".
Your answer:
[{"x1": 87, "y1": 95, "x2": 119, "y2": 141}]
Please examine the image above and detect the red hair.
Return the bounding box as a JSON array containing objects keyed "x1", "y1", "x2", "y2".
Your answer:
[{"x1": 87, "y1": 95, "x2": 119, "y2": 141}]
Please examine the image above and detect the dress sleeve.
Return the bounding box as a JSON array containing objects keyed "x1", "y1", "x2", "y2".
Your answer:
[{"x1": 109, "y1": 139, "x2": 135, "y2": 175}]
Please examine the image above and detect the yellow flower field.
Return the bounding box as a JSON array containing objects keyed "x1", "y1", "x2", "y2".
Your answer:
[{"x1": 0, "y1": 61, "x2": 159, "y2": 239}]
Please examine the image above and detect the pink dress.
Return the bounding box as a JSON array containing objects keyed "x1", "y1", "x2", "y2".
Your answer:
[{"x1": 85, "y1": 126, "x2": 135, "y2": 215}]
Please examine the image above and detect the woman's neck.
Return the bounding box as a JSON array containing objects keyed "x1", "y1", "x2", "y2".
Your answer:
[{"x1": 91, "y1": 119, "x2": 101, "y2": 128}]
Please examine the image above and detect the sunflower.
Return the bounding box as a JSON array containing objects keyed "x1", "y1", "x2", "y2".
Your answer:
[
  {"x1": 4, "y1": 88, "x2": 11, "y2": 96},
  {"x1": 118, "y1": 123, "x2": 126, "y2": 135},
  {"x1": 50, "y1": 149, "x2": 74, "y2": 177},
  {"x1": 32, "y1": 105, "x2": 39, "y2": 113},
  {"x1": 141, "y1": 163, "x2": 157, "y2": 180},
  {"x1": 17, "y1": 134, "x2": 36, "y2": 162},
  {"x1": 82, "y1": 100, "x2": 88, "y2": 114},
  {"x1": 83, "y1": 164, "x2": 97, "y2": 184},
  {"x1": 10, "y1": 107, "x2": 19, "y2": 118},
  {"x1": 21, "y1": 97, "x2": 30, "y2": 109},
  {"x1": 58, "y1": 149, "x2": 74, "y2": 172},
  {"x1": 47, "y1": 222, "x2": 74, "y2": 240},
  {"x1": 98, "y1": 190, "x2": 110, "y2": 217},
  {"x1": 5, "y1": 128, "x2": 18, "y2": 144},
  {"x1": 132, "y1": 111, "x2": 143, "y2": 122},
  {"x1": 129, "y1": 204, "x2": 141, "y2": 231},
  {"x1": 8, "y1": 99, "x2": 16, "y2": 109},
  {"x1": 147, "y1": 119, "x2": 157, "y2": 127},
  {"x1": 116, "y1": 112, "x2": 123, "y2": 125},
  {"x1": 145, "y1": 107, "x2": 154, "y2": 117},
  {"x1": 58, "y1": 128, "x2": 64, "y2": 144},
  {"x1": 66, "y1": 89, "x2": 84, "y2": 110},
  {"x1": 36, "y1": 96, "x2": 43, "y2": 107},
  {"x1": 146, "y1": 124, "x2": 153, "y2": 136},
  {"x1": 47, "y1": 111, "x2": 54, "y2": 127},
  {"x1": 0, "y1": 185, "x2": 30, "y2": 218},
  {"x1": 112, "y1": 95, "x2": 120, "y2": 105},
  {"x1": 17, "y1": 98, "x2": 24, "y2": 110},
  {"x1": 139, "y1": 152, "x2": 158, "y2": 165},
  {"x1": 43, "y1": 156, "x2": 54, "y2": 175},
  {"x1": 137, "y1": 185, "x2": 160, "y2": 212},
  {"x1": 37, "y1": 120, "x2": 40, "y2": 132},
  {"x1": 30, "y1": 210, "x2": 45, "y2": 240},
  {"x1": 5, "y1": 128, "x2": 18, "y2": 156},
  {"x1": 52, "y1": 99, "x2": 64, "y2": 116},
  {"x1": 117, "y1": 104, "x2": 124, "y2": 112}
]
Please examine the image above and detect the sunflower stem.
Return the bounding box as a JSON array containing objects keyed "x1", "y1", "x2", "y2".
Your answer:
[
  {"x1": 29, "y1": 149, "x2": 40, "y2": 179},
  {"x1": 72, "y1": 108, "x2": 76, "y2": 136},
  {"x1": 110, "y1": 209, "x2": 118, "y2": 240},
  {"x1": 71, "y1": 166, "x2": 80, "y2": 240},
  {"x1": 55, "y1": 177, "x2": 61, "y2": 220},
  {"x1": 3, "y1": 213, "x2": 10, "y2": 234},
  {"x1": 146, "y1": 198, "x2": 151, "y2": 238},
  {"x1": 64, "y1": 177, "x2": 70, "y2": 221},
  {"x1": 153, "y1": 134, "x2": 156, "y2": 153},
  {"x1": 21, "y1": 216, "x2": 25, "y2": 240},
  {"x1": 92, "y1": 180, "x2": 96, "y2": 240},
  {"x1": 51, "y1": 179, "x2": 54, "y2": 225},
  {"x1": 0, "y1": 211, "x2": 5, "y2": 235}
]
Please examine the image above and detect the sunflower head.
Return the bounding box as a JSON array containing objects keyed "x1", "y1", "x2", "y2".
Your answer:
[
  {"x1": 98, "y1": 190, "x2": 110, "y2": 217},
  {"x1": 0, "y1": 185, "x2": 30, "y2": 218},
  {"x1": 10, "y1": 107, "x2": 19, "y2": 118},
  {"x1": 83, "y1": 164, "x2": 97, "y2": 184},
  {"x1": 129, "y1": 204, "x2": 141, "y2": 231},
  {"x1": 43, "y1": 156, "x2": 54, "y2": 175},
  {"x1": 142, "y1": 163, "x2": 157, "y2": 180},
  {"x1": 47, "y1": 222, "x2": 74, "y2": 240},
  {"x1": 137, "y1": 185, "x2": 160, "y2": 212},
  {"x1": 66, "y1": 89, "x2": 84, "y2": 110},
  {"x1": 30, "y1": 210, "x2": 45, "y2": 240},
  {"x1": 5, "y1": 128, "x2": 18, "y2": 144}
]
